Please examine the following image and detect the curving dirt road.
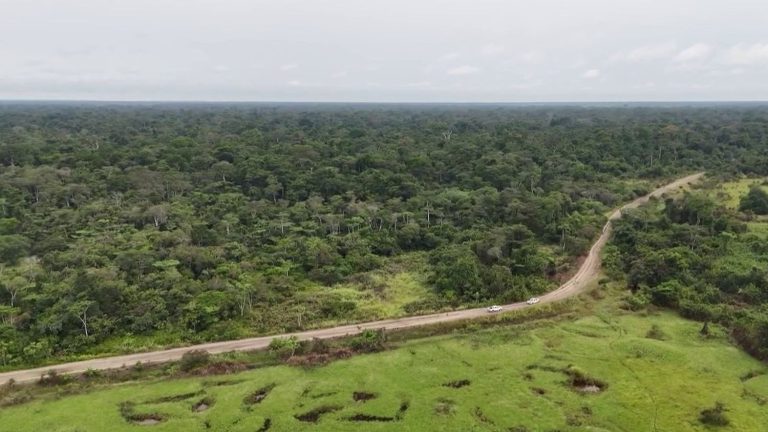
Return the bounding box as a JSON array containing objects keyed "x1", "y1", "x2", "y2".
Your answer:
[{"x1": 0, "y1": 173, "x2": 703, "y2": 385}]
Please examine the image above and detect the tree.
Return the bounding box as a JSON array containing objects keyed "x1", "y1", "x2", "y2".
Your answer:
[
  {"x1": 70, "y1": 300, "x2": 94, "y2": 337},
  {"x1": 0, "y1": 235, "x2": 30, "y2": 264},
  {"x1": 145, "y1": 204, "x2": 170, "y2": 228},
  {"x1": 739, "y1": 185, "x2": 768, "y2": 215}
]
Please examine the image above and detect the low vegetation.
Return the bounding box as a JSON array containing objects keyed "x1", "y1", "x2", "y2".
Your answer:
[{"x1": 1, "y1": 283, "x2": 766, "y2": 431}]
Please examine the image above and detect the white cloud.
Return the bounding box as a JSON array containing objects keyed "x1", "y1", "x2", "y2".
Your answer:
[
  {"x1": 280, "y1": 64, "x2": 298, "y2": 71},
  {"x1": 675, "y1": 43, "x2": 712, "y2": 62},
  {"x1": 286, "y1": 80, "x2": 301, "y2": 86},
  {"x1": 613, "y1": 43, "x2": 677, "y2": 62},
  {"x1": 481, "y1": 43, "x2": 504, "y2": 56},
  {"x1": 447, "y1": 65, "x2": 480, "y2": 75},
  {"x1": 582, "y1": 68, "x2": 601, "y2": 79},
  {"x1": 724, "y1": 43, "x2": 768, "y2": 65}
]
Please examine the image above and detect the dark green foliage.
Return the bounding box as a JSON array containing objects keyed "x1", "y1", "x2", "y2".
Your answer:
[
  {"x1": 699, "y1": 402, "x2": 729, "y2": 426},
  {"x1": 739, "y1": 186, "x2": 768, "y2": 214},
  {"x1": 0, "y1": 235, "x2": 30, "y2": 264},
  {"x1": 349, "y1": 329, "x2": 387, "y2": 353},
  {"x1": 1, "y1": 103, "x2": 767, "y2": 366}
]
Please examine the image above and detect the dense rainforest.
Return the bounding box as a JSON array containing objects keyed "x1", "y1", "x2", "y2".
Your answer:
[{"x1": 0, "y1": 103, "x2": 767, "y2": 367}]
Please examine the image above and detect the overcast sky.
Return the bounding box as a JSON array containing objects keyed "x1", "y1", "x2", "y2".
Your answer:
[{"x1": 2, "y1": 0, "x2": 768, "y2": 102}]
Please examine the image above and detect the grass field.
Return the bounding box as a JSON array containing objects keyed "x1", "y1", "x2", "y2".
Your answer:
[
  {"x1": 710, "y1": 178, "x2": 768, "y2": 210},
  {"x1": 2, "y1": 293, "x2": 766, "y2": 432}
]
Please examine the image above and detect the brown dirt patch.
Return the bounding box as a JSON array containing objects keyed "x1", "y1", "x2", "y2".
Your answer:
[
  {"x1": 352, "y1": 391, "x2": 377, "y2": 402},
  {"x1": 442, "y1": 379, "x2": 470, "y2": 388},
  {"x1": 244, "y1": 384, "x2": 276, "y2": 405},
  {"x1": 193, "y1": 397, "x2": 214, "y2": 412},
  {"x1": 295, "y1": 405, "x2": 342, "y2": 423}
]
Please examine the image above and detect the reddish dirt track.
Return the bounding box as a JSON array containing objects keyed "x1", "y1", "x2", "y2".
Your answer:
[{"x1": 0, "y1": 173, "x2": 703, "y2": 385}]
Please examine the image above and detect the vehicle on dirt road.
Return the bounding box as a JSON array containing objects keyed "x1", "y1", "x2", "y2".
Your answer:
[
  {"x1": 526, "y1": 297, "x2": 540, "y2": 305},
  {"x1": 487, "y1": 305, "x2": 503, "y2": 312}
]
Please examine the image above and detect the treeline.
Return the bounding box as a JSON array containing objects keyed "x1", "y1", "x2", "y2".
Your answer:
[
  {"x1": 1, "y1": 103, "x2": 767, "y2": 366},
  {"x1": 607, "y1": 188, "x2": 768, "y2": 360}
]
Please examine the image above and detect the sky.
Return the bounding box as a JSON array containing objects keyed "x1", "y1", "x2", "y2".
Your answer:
[{"x1": 2, "y1": 0, "x2": 768, "y2": 102}]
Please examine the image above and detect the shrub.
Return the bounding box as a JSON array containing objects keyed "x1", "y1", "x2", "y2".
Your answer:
[
  {"x1": 621, "y1": 292, "x2": 650, "y2": 311},
  {"x1": 349, "y1": 329, "x2": 387, "y2": 353},
  {"x1": 700, "y1": 321, "x2": 710, "y2": 336},
  {"x1": 307, "y1": 337, "x2": 330, "y2": 354},
  {"x1": 645, "y1": 324, "x2": 667, "y2": 340},
  {"x1": 179, "y1": 350, "x2": 210, "y2": 372},
  {"x1": 83, "y1": 368, "x2": 102, "y2": 379},
  {"x1": 38, "y1": 370, "x2": 72, "y2": 387},
  {"x1": 269, "y1": 336, "x2": 300, "y2": 359}
]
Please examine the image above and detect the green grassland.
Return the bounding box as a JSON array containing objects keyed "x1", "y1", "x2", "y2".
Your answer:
[
  {"x1": 708, "y1": 177, "x2": 768, "y2": 238},
  {"x1": 2, "y1": 291, "x2": 766, "y2": 432},
  {"x1": 709, "y1": 178, "x2": 768, "y2": 210}
]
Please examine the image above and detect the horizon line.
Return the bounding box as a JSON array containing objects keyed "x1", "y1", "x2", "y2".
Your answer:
[{"x1": 2, "y1": 98, "x2": 768, "y2": 106}]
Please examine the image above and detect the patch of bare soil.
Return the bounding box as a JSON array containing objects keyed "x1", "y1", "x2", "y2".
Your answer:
[
  {"x1": 352, "y1": 391, "x2": 377, "y2": 402},
  {"x1": 565, "y1": 367, "x2": 608, "y2": 393},
  {"x1": 473, "y1": 407, "x2": 495, "y2": 425},
  {"x1": 434, "y1": 398, "x2": 456, "y2": 415},
  {"x1": 442, "y1": 379, "x2": 470, "y2": 388},
  {"x1": 135, "y1": 418, "x2": 161, "y2": 426},
  {"x1": 244, "y1": 384, "x2": 276, "y2": 406},
  {"x1": 119, "y1": 401, "x2": 165, "y2": 425},
  {"x1": 193, "y1": 397, "x2": 214, "y2": 412},
  {"x1": 576, "y1": 385, "x2": 602, "y2": 393},
  {"x1": 347, "y1": 414, "x2": 395, "y2": 422},
  {"x1": 147, "y1": 391, "x2": 203, "y2": 404},
  {"x1": 294, "y1": 405, "x2": 342, "y2": 423},
  {"x1": 204, "y1": 379, "x2": 246, "y2": 387}
]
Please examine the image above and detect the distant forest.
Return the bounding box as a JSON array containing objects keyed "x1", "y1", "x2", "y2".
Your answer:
[{"x1": 1, "y1": 104, "x2": 767, "y2": 366}]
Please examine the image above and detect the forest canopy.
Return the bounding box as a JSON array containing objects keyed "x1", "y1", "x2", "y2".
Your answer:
[{"x1": 1, "y1": 103, "x2": 767, "y2": 366}]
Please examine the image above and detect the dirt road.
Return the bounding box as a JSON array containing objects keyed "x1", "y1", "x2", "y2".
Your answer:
[{"x1": 0, "y1": 173, "x2": 703, "y2": 385}]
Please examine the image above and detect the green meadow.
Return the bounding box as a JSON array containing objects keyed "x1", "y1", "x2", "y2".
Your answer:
[{"x1": 2, "y1": 295, "x2": 766, "y2": 432}]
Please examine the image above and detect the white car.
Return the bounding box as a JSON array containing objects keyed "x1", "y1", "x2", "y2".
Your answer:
[
  {"x1": 487, "y1": 305, "x2": 503, "y2": 313},
  {"x1": 526, "y1": 297, "x2": 540, "y2": 305}
]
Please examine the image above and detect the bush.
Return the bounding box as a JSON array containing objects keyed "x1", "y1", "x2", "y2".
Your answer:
[
  {"x1": 349, "y1": 329, "x2": 387, "y2": 353},
  {"x1": 699, "y1": 402, "x2": 729, "y2": 426},
  {"x1": 83, "y1": 368, "x2": 102, "y2": 379},
  {"x1": 645, "y1": 324, "x2": 667, "y2": 340},
  {"x1": 179, "y1": 350, "x2": 210, "y2": 372},
  {"x1": 38, "y1": 370, "x2": 73, "y2": 387},
  {"x1": 621, "y1": 292, "x2": 650, "y2": 311},
  {"x1": 268, "y1": 336, "x2": 300, "y2": 359}
]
